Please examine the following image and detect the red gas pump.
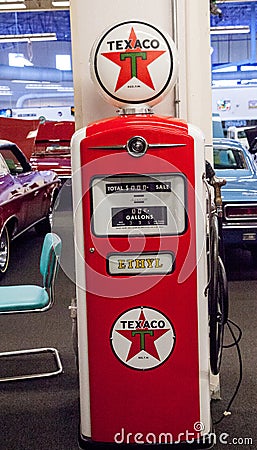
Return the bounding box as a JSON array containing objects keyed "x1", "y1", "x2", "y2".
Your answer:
[{"x1": 72, "y1": 21, "x2": 216, "y2": 448}]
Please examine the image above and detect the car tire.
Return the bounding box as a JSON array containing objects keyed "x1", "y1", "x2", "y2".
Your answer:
[
  {"x1": 250, "y1": 247, "x2": 257, "y2": 265},
  {"x1": 0, "y1": 226, "x2": 10, "y2": 277},
  {"x1": 35, "y1": 189, "x2": 59, "y2": 235}
]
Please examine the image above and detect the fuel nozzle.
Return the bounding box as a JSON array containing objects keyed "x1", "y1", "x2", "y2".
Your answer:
[{"x1": 206, "y1": 160, "x2": 226, "y2": 216}]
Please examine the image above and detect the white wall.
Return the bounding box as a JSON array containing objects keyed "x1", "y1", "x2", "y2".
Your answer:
[
  {"x1": 174, "y1": 0, "x2": 213, "y2": 158},
  {"x1": 70, "y1": 0, "x2": 213, "y2": 158},
  {"x1": 70, "y1": 0, "x2": 175, "y2": 128},
  {"x1": 212, "y1": 85, "x2": 257, "y2": 124}
]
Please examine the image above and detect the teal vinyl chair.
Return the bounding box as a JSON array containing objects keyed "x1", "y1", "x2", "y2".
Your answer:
[{"x1": 0, "y1": 232, "x2": 63, "y2": 382}]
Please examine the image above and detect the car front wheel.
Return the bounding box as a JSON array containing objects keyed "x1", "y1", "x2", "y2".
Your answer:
[{"x1": 0, "y1": 226, "x2": 10, "y2": 277}]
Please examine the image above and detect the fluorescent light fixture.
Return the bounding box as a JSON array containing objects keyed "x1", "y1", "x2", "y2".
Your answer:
[
  {"x1": 0, "y1": 0, "x2": 25, "y2": 9},
  {"x1": 52, "y1": 1, "x2": 70, "y2": 6},
  {"x1": 210, "y1": 26, "x2": 250, "y2": 35},
  {"x1": 12, "y1": 80, "x2": 39, "y2": 83},
  {"x1": 0, "y1": 33, "x2": 57, "y2": 43},
  {"x1": 0, "y1": 3, "x2": 26, "y2": 9},
  {"x1": 213, "y1": 65, "x2": 237, "y2": 73},
  {"x1": 212, "y1": 80, "x2": 240, "y2": 88},
  {"x1": 241, "y1": 66, "x2": 257, "y2": 72},
  {"x1": 25, "y1": 82, "x2": 62, "y2": 89},
  {"x1": 57, "y1": 87, "x2": 74, "y2": 92},
  {"x1": 0, "y1": 89, "x2": 12, "y2": 96}
]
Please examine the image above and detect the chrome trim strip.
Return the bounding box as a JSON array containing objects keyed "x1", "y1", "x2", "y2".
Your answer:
[
  {"x1": 11, "y1": 216, "x2": 49, "y2": 241},
  {"x1": 149, "y1": 144, "x2": 186, "y2": 148},
  {"x1": 1, "y1": 214, "x2": 50, "y2": 241},
  {"x1": 88, "y1": 145, "x2": 125, "y2": 149},
  {"x1": 88, "y1": 143, "x2": 186, "y2": 150},
  {"x1": 223, "y1": 224, "x2": 257, "y2": 229}
]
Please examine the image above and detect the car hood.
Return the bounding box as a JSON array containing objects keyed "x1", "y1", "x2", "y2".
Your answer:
[{"x1": 215, "y1": 170, "x2": 257, "y2": 202}]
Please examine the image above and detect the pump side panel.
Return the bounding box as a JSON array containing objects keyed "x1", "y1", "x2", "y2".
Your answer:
[{"x1": 79, "y1": 116, "x2": 209, "y2": 444}]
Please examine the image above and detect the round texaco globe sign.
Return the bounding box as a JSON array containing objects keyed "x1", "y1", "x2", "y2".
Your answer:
[
  {"x1": 110, "y1": 306, "x2": 176, "y2": 370},
  {"x1": 90, "y1": 21, "x2": 178, "y2": 108}
]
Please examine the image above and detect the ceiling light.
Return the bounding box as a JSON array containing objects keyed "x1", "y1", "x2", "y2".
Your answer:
[
  {"x1": 52, "y1": 1, "x2": 70, "y2": 6},
  {"x1": 0, "y1": 91, "x2": 12, "y2": 96},
  {"x1": 210, "y1": 26, "x2": 250, "y2": 35},
  {"x1": 25, "y1": 83, "x2": 62, "y2": 89},
  {"x1": 0, "y1": 33, "x2": 57, "y2": 42},
  {"x1": 241, "y1": 66, "x2": 257, "y2": 72},
  {"x1": 0, "y1": 3, "x2": 26, "y2": 9},
  {"x1": 12, "y1": 80, "x2": 39, "y2": 83}
]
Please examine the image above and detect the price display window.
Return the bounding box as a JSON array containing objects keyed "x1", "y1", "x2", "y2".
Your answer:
[{"x1": 91, "y1": 174, "x2": 187, "y2": 236}]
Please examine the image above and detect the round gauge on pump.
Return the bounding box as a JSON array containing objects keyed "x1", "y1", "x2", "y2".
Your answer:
[{"x1": 90, "y1": 20, "x2": 178, "y2": 108}]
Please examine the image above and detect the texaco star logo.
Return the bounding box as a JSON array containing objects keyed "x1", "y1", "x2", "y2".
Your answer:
[
  {"x1": 101, "y1": 27, "x2": 166, "y2": 92},
  {"x1": 91, "y1": 21, "x2": 178, "y2": 107},
  {"x1": 110, "y1": 307, "x2": 176, "y2": 370}
]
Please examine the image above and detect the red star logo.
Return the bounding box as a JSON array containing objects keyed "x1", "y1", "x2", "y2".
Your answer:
[
  {"x1": 116, "y1": 309, "x2": 170, "y2": 362},
  {"x1": 101, "y1": 27, "x2": 166, "y2": 92}
]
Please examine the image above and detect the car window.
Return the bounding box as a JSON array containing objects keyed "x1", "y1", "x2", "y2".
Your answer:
[
  {"x1": 237, "y1": 131, "x2": 246, "y2": 139},
  {"x1": 0, "y1": 153, "x2": 9, "y2": 175},
  {"x1": 213, "y1": 147, "x2": 248, "y2": 170},
  {"x1": 0, "y1": 148, "x2": 24, "y2": 174}
]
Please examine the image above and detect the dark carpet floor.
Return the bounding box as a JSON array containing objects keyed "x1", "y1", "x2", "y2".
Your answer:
[{"x1": 0, "y1": 231, "x2": 256, "y2": 449}]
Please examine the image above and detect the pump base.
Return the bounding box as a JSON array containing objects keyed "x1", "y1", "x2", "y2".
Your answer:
[{"x1": 79, "y1": 433, "x2": 215, "y2": 449}]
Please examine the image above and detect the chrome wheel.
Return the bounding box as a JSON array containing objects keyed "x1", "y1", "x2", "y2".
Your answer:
[{"x1": 0, "y1": 226, "x2": 9, "y2": 276}]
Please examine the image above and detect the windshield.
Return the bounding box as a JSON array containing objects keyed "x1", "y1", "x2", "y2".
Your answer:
[{"x1": 213, "y1": 147, "x2": 248, "y2": 170}]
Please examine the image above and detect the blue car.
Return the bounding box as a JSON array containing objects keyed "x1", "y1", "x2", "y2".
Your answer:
[{"x1": 213, "y1": 138, "x2": 257, "y2": 260}]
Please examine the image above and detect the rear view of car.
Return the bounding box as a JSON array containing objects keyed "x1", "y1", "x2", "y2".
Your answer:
[
  {"x1": 213, "y1": 138, "x2": 257, "y2": 262},
  {"x1": 227, "y1": 125, "x2": 256, "y2": 149},
  {"x1": 30, "y1": 121, "x2": 75, "y2": 182}
]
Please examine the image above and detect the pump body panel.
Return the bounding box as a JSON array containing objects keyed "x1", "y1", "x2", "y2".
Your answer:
[{"x1": 72, "y1": 114, "x2": 211, "y2": 447}]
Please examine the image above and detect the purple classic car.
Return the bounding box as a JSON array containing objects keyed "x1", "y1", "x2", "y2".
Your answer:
[{"x1": 0, "y1": 139, "x2": 61, "y2": 277}]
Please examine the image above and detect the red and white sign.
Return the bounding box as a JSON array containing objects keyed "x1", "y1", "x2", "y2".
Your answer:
[
  {"x1": 110, "y1": 307, "x2": 176, "y2": 370},
  {"x1": 90, "y1": 21, "x2": 178, "y2": 107}
]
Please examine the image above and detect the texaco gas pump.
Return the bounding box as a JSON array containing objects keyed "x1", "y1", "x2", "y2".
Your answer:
[{"x1": 71, "y1": 20, "x2": 221, "y2": 448}]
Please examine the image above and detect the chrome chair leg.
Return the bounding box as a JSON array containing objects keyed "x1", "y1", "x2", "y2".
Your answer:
[{"x1": 0, "y1": 347, "x2": 63, "y2": 382}]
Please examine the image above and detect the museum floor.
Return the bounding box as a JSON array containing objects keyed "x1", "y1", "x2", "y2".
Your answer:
[{"x1": 0, "y1": 230, "x2": 255, "y2": 450}]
